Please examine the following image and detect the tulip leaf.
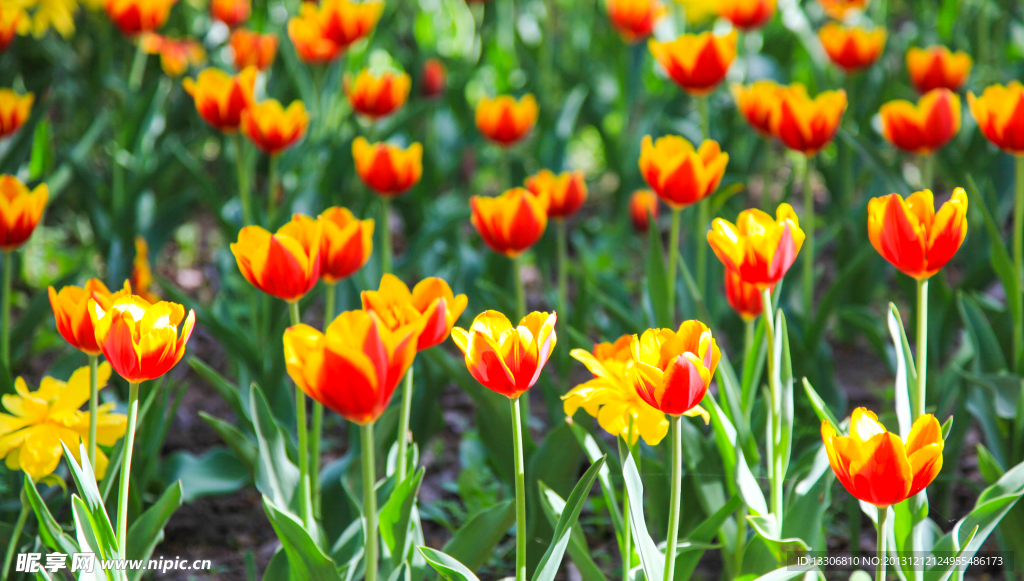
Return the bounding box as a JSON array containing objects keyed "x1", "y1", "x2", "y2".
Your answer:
[
  {"x1": 61, "y1": 442, "x2": 119, "y2": 561},
  {"x1": 126, "y1": 481, "x2": 183, "y2": 581},
  {"x1": 418, "y1": 547, "x2": 480, "y2": 581},
  {"x1": 940, "y1": 416, "x2": 953, "y2": 440},
  {"x1": 781, "y1": 445, "x2": 833, "y2": 553},
  {"x1": 740, "y1": 316, "x2": 767, "y2": 419},
  {"x1": 189, "y1": 357, "x2": 254, "y2": 433},
  {"x1": 801, "y1": 378, "x2": 843, "y2": 435},
  {"x1": 774, "y1": 310, "x2": 795, "y2": 481},
  {"x1": 622, "y1": 452, "x2": 665, "y2": 581},
  {"x1": 262, "y1": 548, "x2": 291, "y2": 581},
  {"x1": 887, "y1": 303, "x2": 917, "y2": 440},
  {"x1": 715, "y1": 347, "x2": 760, "y2": 465},
  {"x1": 70, "y1": 495, "x2": 120, "y2": 581},
  {"x1": 262, "y1": 495, "x2": 344, "y2": 581},
  {"x1": 379, "y1": 467, "x2": 425, "y2": 568},
  {"x1": 197, "y1": 412, "x2": 258, "y2": 473},
  {"x1": 746, "y1": 514, "x2": 809, "y2": 562},
  {"x1": 160, "y1": 447, "x2": 250, "y2": 503},
  {"x1": 442, "y1": 499, "x2": 516, "y2": 571},
  {"x1": 250, "y1": 382, "x2": 300, "y2": 515},
  {"x1": 674, "y1": 495, "x2": 742, "y2": 581},
  {"x1": 957, "y1": 292, "x2": 1009, "y2": 374},
  {"x1": 750, "y1": 563, "x2": 821, "y2": 581},
  {"x1": 705, "y1": 393, "x2": 766, "y2": 515},
  {"x1": 23, "y1": 475, "x2": 80, "y2": 556},
  {"x1": 533, "y1": 455, "x2": 607, "y2": 581},
  {"x1": 646, "y1": 210, "x2": 672, "y2": 328},
  {"x1": 567, "y1": 421, "x2": 624, "y2": 542},
  {"x1": 804, "y1": 245, "x2": 873, "y2": 352},
  {"x1": 537, "y1": 481, "x2": 609, "y2": 581}
]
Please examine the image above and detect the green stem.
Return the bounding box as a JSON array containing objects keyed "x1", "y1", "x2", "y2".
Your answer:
[
  {"x1": 232, "y1": 133, "x2": 254, "y2": 226},
  {"x1": 1, "y1": 251, "x2": 11, "y2": 371},
  {"x1": 915, "y1": 278, "x2": 929, "y2": 418},
  {"x1": 743, "y1": 318, "x2": 755, "y2": 371},
  {"x1": 511, "y1": 396, "x2": 527, "y2": 581},
  {"x1": 267, "y1": 153, "x2": 280, "y2": 228},
  {"x1": 381, "y1": 198, "x2": 392, "y2": 274},
  {"x1": 876, "y1": 507, "x2": 888, "y2": 581},
  {"x1": 502, "y1": 153, "x2": 514, "y2": 190},
  {"x1": 1015, "y1": 154, "x2": 1024, "y2": 362},
  {"x1": 761, "y1": 287, "x2": 783, "y2": 527},
  {"x1": 919, "y1": 154, "x2": 934, "y2": 191},
  {"x1": 698, "y1": 95, "x2": 710, "y2": 142},
  {"x1": 841, "y1": 74, "x2": 855, "y2": 209},
  {"x1": 1, "y1": 491, "x2": 28, "y2": 581},
  {"x1": 289, "y1": 301, "x2": 314, "y2": 533},
  {"x1": 696, "y1": 96, "x2": 711, "y2": 298},
  {"x1": 761, "y1": 140, "x2": 774, "y2": 212},
  {"x1": 668, "y1": 208, "x2": 681, "y2": 325},
  {"x1": 556, "y1": 219, "x2": 568, "y2": 322},
  {"x1": 801, "y1": 155, "x2": 814, "y2": 319},
  {"x1": 116, "y1": 381, "x2": 140, "y2": 559},
  {"x1": 663, "y1": 415, "x2": 682, "y2": 581},
  {"x1": 513, "y1": 254, "x2": 526, "y2": 320},
  {"x1": 311, "y1": 283, "x2": 334, "y2": 517},
  {"x1": 362, "y1": 422, "x2": 379, "y2": 581},
  {"x1": 88, "y1": 354, "x2": 99, "y2": 469},
  {"x1": 396, "y1": 366, "x2": 414, "y2": 482},
  {"x1": 622, "y1": 417, "x2": 634, "y2": 581},
  {"x1": 128, "y1": 40, "x2": 148, "y2": 93}
]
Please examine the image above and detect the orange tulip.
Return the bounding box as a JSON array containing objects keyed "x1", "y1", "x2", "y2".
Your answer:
[
  {"x1": 822, "y1": 408, "x2": 943, "y2": 507},
  {"x1": 731, "y1": 80, "x2": 785, "y2": 137},
  {"x1": 90, "y1": 294, "x2": 196, "y2": 383},
  {"x1": 0, "y1": 175, "x2": 47, "y2": 250},
  {"x1": 470, "y1": 188, "x2": 548, "y2": 257},
  {"x1": 708, "y1": 204, "x2": 805, "y2": 289},
  {"x1": 317, "y1": 207, "x2": 374, "y2": 283},
  {"x1": 725, "y1": 269, "x2": 763, "y2": 321},
  {"x1": 230, "y1": 29, "x2": 277, "y2": 71},
  {"x1": 880, "y1": 89, "x2": 961, "y2": 155},
  {"x1": 283, "y1": 310, "x2": 418, "y2": 425},
  {"x1": 968, "y1": 83, "x2": 1024, "y2": 155},
  {"x1": 140, "y1": 33, "x2": 205, "y2": 78},
  {"x1": 907, "y1": 46, "x2": 971, "y2": 94},
  {"x1": 867, "y1": 188, "x2": 967, "y2": 280},
  {"x1": 241, "y1": 99, "x2": 308, "y2": 155},
  {"x1": 639, "y1": 135, "x2": 728, "y2": 210},
  {"x1": 319, "y1": 0, "x2": 383, "y2": 49},
  {"x1": 451, "y1": 310, "x2": 557, "y2": 400},
  {"x1": 525, "y1": 170, "x2": 588, "y2": 219},
  {"x1": 628, "y1": 320, "x2": 718, "y2": 420},
  {"x1": 630, "y1": 190, "x2": 659, "y2": 232},
  {"x1": 816, "y1": 0, "x2": 868, "y2": 20},
  {"x1": 362, "y1": 273, "x2": 468, "y2": 351},
  {"x1": 49, "y1": 280, "x2": 131, "y2": 355},
  {"x1": 475, "y1": 94, "x2": 538, "y2": 146},
  {"x1": 131, "y1": 236, "x2": 159, "y2": 303},
  {"x1": 210, "y1": 0, "x2": 249, "y2": 27},
  {"x1": 345, "y1": 69, "x2": 411, "y2": 119},
  {"x1": 231, "y1": 216, "x2": 322, "y2": 302},
  {"x1": 0, "y1": 5, "x2": 21, "y2": 53},
  {"x1": 770, "y1": 84, "x2": 847, "y2": 156},
  {"x1": 818, "y1": 23, "x2": 885, "y2": 73},
  {"x1": 605, "y1": 0, "x2": 666, "y2": 42},
  {"x1": 351, "y1": 137, "x2": 423, "y2": 197},
  {"x1": 718, "y1": 0, "x2": 775, "y2": 30},
  {"x1": 104, "y1": 0, "x2": 177, "y2": 35},
  {"x1": 287, "y1": 6, "x2": 342, "y2": 63},
  {"x1": 183, "y1": 67, "x2": 256, "y2": 133},
  {"x1": 649, "y1": 31, "x2": 737, "y2": 96},
  {"x1": 421, "y1": 59, "x2": 446, "y2": 98},
  {"x1": 0, "y1": 89, "x2": 33, "y2": 141}
]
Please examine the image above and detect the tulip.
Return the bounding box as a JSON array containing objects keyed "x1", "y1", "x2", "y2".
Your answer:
[
  {"x1": 880, "y1": 89, "x2": 960, "y2": 155},
  {"x1": 639, "y1": 135, "x2": 728, "y2": 210},
  {"x1": 421, "y1": 59, "x2": 446, "y2": 98},
  {"x1": 140, "y1": 33, "x2": 205, "y2": 77},
  {"x1": 708, "y1": 204, "x2": 804, "y2": 290},
  {"x1": 725, "y1": 268, "x2": 763, "y2": 321},
  {"x1": 717, "y1": 0, "x2": 775, "y2": 30},
  {"x1": 0, "y1": 175, "x2": 47, "y2": 251},
  {"x1": 649, "y1": 31, "x2": 737, "y2": 96},
  {"x1": 352, "y1": 137, "x2": 423, "y2": 199},
  {"x1": 731, "y1": 80, "x2": 785, "y2": 137},
  {"x1": 818, "y1": 23, "x2": 886, "y2": 73},
  {"x1": 770, "y1": 84, "x2": 847, "y2": 156},
  {"x1": 183, "y1": 67, "x2": 256, "y2": 133},
  {"x1": 0, "y1": 5, "x2": 20, "y2": 53},
  {"x1": 525, "y1": 170, "x2": 587, "y2": 219},
  {"x1": 816, "y1": 0, "x2": 868, "y2": 19},
  {"x1": 210, "y1": 0, "x2": 249, "y2": 27},
  {"x1": 288, "y1": 6, "x2": 342, "y2": 63},
  {"x1": 968, "y1": 82, "x2": 1024, "y2": 155},
  {"x1": 231, "y1": 218, "x2": 322, "y2": 303},
  {"x1": 104, "y1": 0, "x2": 177, "y2": 35},
  {"x1": 629, "y1": 190, "x2": 658, "y2": 233},
  {"x1": 475, "y1": 94, "x2": 538, "y2": 147},
  {"x1": 318, "y1": 0, "x2": 383, "y2": 49},
  {"x1": 131, "y1": 236, "x2": 159, "y2": 303},
  {"x1": 452, "y1": 310, "x2": 557, "y2": 401},
  {"x1": 230, "y1": 29, "x2": 277, "y2": 71},
  {"x1": 344, "y1": 69, "x2": 411, "y2": 120},
  {"x1": 867, "y1": 189, "x2": 967, "y2": 281},
  {"x1": 0, "y1": 89, "x2": 33, "y2": 141},
  {"x1": 605, "y1": 0, "x2": 666, "y2": 42},
  {"x1": 907, "y1": 46, "x2": 971, "y2": 94},
  {"x1": 469, "y1": 188, "x2": 548, "y2": 258},
  {"x1": 317, "y1": 207, "x2": 374, "y2": 284},
  {"x1": 241, "y1": 99, "x2": 308, "y2": 155}
]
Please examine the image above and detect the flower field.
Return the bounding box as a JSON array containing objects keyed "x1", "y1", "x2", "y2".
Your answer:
[{"x1": 2, "y1": 0, "x2": 1024, "y2": 579}]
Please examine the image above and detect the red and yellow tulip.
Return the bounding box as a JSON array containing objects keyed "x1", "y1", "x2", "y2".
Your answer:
[
  {"x1": 0, "y1": 5, "x2": 20, "y2": 53},
  {"x1": 210, "y1": 0, "x2": 249, "y2": 27},
  {"x1": 140, "y1": 33, "x2": 205, "y2": 78},
  {"x1": 469, "y1": 188, "x2": 548, "y2": 257},
  {"x1": 818, "y1": 23, "x2": 886, "y2": 73},
  {"x1": 475, "y1": 94, "x2": 538, "y2": 146},
  {"x1": 816, "y1": 0, "x2": 868, "y2": 20},
  {"x1": 104, "y1": 0, "x2": 177, "y2": 35},
  {"x1": 708, "y1": 204, "x2": 805, "y2": 289},
  {"x1": 630, "y1": 190, "x2": 658, "y2": 233},
  {"x1": 318, "y1": 0, "x2": 383, "y2": 50},
  {"x1": 628, "y1": 320, "x2": 719, "y2": 421},
  {"x1": 525, "y1": 170, "x2": 588, "y2": 219},
  {"x1": 732, "y1": 80, "x2": 785, "y2": 137},
  {"x1": 287, "y1": 6, "x2": 342, "y2": 63},
  {"x1": 639, "y1": 135, "x2": 728, "y2": 210},
  {"x1": 131, "y1": 236, "x2": 159, "y2": 303},
  {"x1": 362, "y1": 274, "x2": 468, "y2": 351},
  {"x1": 345, "y1": 69, "x2": 411, "y2": 120},
  {"x1": 718, "y1": 0, "x2": 775, "y2": 30},
  {"x1": 968, "y1": 82, "x2": 1024, "y2": 155},
  {"x1": 0, "y1": 174, "x2": 47, "y2": 251},
  {"x1": 770, "y1": 84, "x2": 847, "y2": 156},
  {"x1": 451, "y1": 310, "x2": 557, "y2": 400},
  {"x1": 605, "y1": 0, "x2": 666, "y2": 42},
  {"x1": 867, "y1": 188, "x2": 968, "y2": 280},
  {"x1": 241, "y1": 99, "x2": 308, "y2": 155},
  {"x1": 725, "y1": 269, "x2": 763, "y2": 321},
  {"x1": 183, "y1": 67, "x2": 256, "y2": 133},
  {"x1": 49, "y1": 280, "x2": 131, "y2": 355},
  {"x1": 907, "y1": 46, "x2": 971, "y2": 94},
  {"x1": 351, "y1": 137, "x2": 423, "y2": 197},
  {"x1": 230, "y1": 29, "x2": 277, "y2": 71},
  {"x1": 231, "y1": 216, "x2": 322, "y2": 302},
  {"x1": 90, "y1": 294, "x2": 196, "y2": 383},
  {"x1": 880, "y1": 89, "x2": 961, "y2": 155},
  {"x1": 649, "y1": 31, "x2": 737, "y2": 96},
  {"x1": 317, "y1": 207, "x2": 374, "y2": 283},
  {"x1": 0, "y1": 89, "x2": 33, "y2": 140}
]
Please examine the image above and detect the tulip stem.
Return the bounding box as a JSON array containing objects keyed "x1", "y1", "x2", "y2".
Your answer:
[
  {"x1": 668, "y1": 208, "x2": 681, "y2": 324},
  {"x1": 381, "y1": 198, "x2": 392, "y2": 274},
  {"x1": 88, "y1": 354, "x2": 99, "y2": 469},
  {"x1": 663, "y1": 415, "x2": 682, "y2": 581},
  {"x1": 919, "y1": 154, "x2": 934, "y2": 191},
  {"x1": 915, "y1": 278, "x2": 928, "y2": 418},
  {"x1": 1, "y1": 490, "x2": 28, "y2": 581},
  {"x1": 267, "y1": 153, "x2": 280, "y2": 228},
  {"x1": 801, "y1": 155, "x2": 814, "y2": 319},
  {"x1": 1015, "y1": 154, "x2": 1024, "y2": 364},
  {"x1": 513, "y1": 254, "x2": 526, "y2": 320},
  {"x1": 116, "y1": 381, "x2": 140, "y2": 559},
  {"x1": 1, "y1": 251, "x2": 11, "y2": 371},
  {"x1": 696, "y1": 96, "x2": 710, "y2": 299},
  {"x1": 232, "y1": 133, "x2": 254, "y2": 227},
  {"x1": 621, "y1": 417, "x2": 634, "y2": 581},
  {"x1": 361, "y1": 422, "x2": 379, "y2": 581},
  {"x1": 312, "y1": 284, "x2": 335, "y2": 517},
  {"x1": 290, "y1": 301, "x2": 315, "y2": 534},
  {"x1": 556, "y1": 219, "x2": 568, "y2": 324},
  {"x1": 743, "y1": 318, "x2": 755, "y2": 371},
  {"x1": 511, "y1": 396, "x2": 527, "y2": 581},
  {"x1": 876, "y1": 507, "x2": 888, "y2": 581},
  {"x1": 396, "y1": 367, "x2": 414, "y2": 483},
  {"x1": 761, "y1": 287, "x2": 783, "y2": 528},
  {"x1": 128, "y1": 40, "x2": 147, "y2": 93}
]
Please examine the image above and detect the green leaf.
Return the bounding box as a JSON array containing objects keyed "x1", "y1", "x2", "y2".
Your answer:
[
  {"x1": 801, "y1": 378, "x2": 843, "y2": 435},
  {"x1": 70, "y1": 495, "x2": 119, "y2": 581},
  {"x1": 262, "y1": 495, "x2": 344, "y2": 581},
  {"x1": 190, "y1": 357, "x2": 253, "y2": 433},
  {"x1": 622, "y1": 452, "x2": 664, "y2": 581},
  {"x1": 705, "y1": 393, "x2": 766, "y2": 515},
  {"x1": 28, "y1": 118, "x2": 54, "y2": 180},
  {"x1": 198, "y1": 412, "x2": 258, "y2": 472},
  {"x1": 23, "y1": 475, "x2": 79, "y2": 556},
  {"x1": 250, "y1": 382, "x2": 300, "y2": 513},
  {"x1": 160, "y1": 448, "x2": 250, "y2": 503},
  {"x1": 804, "y1": 245, "x2": 873, "y2": 352},
  {"x1": 751, "y1": 563, "x2": 821, "y2": 581},
  {"x1": 887, "y1": 303, "x2": 918, "y2": 439},
  {"x1": 380, "y1": 468, "x2": 425, "y2": 568},
  {"x1": 781, "y1": 445, "x2": 833, "y2": 552},
  {"x1": 61, "y1": 442, "x2": 119, "y2": 561},
  {"x1": 533, "y1": 455, "x2": 607, "y2": 581},
  {"x1": 442, "y1": 499, "x2": 515, "y2": 571},
  {"x1": 646, "y1": 209, "x2": 671, "y2": 328},
  {"x1": 674, "y1": 495, "x2": 742, "y2": 580},
  {"x1": 746, "y1": 514, "x2": 809, "y2": 562},
  {"x1": 417, "y1": 547, "x2": 481, "y2": 581},
  {"x1": 262, "y1": 548, "x2": 291, "y2": 581},
  {"x1": 957, "y1": 292, "x2": 1009, "y2": 373},
  {"x1": 976, "y1": 444, "x2": 1005, "y2": 485},
  {"x1": 567, "y1": 421, "x2": 624, "y2": 542},
  {"x1": 537, "y1": 482, "x2": 609, "y2": 581},
  {"x1": 741, "y1": 317, "x2": 767, "y2": 419},
  {"x1": 774, "y1": 310, "x2": 795, "y2": 480},
  {"x1": 126, "y1": 481, "x2": 183, "y2": 581}
]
